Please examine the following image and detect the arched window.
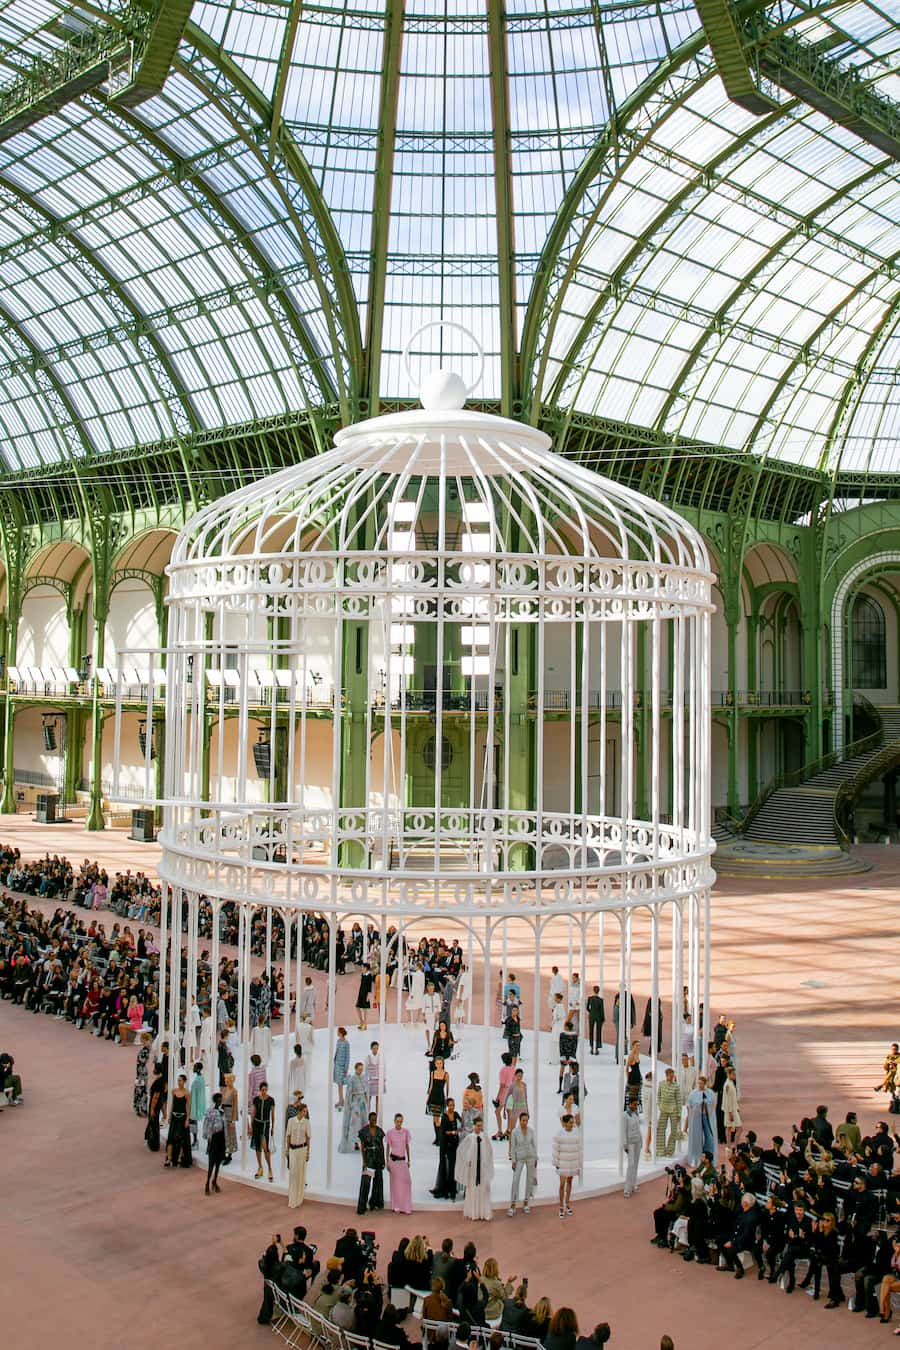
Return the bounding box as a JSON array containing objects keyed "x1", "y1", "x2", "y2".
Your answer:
[{"x1": 851, "y1": 594, "x2": 886, "y2": 689}]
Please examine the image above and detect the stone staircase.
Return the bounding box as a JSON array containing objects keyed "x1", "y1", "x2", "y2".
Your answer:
[
  {"x1": 714, "y1": 705, "x2": 900, "y2": 878},
  {"x1": 743, "y1": 705, "x2": 900, "y2": 847}
]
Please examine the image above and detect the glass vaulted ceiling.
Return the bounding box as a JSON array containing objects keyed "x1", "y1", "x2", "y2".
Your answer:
[{"x1": 0, "y1": 0, "x2": 897, "y2": 476}]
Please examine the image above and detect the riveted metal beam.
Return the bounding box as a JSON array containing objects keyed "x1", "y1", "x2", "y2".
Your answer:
[
  {"x1": 486, "y1": 0, "x2": 518, "y2": 416},
  {"x1": 363, "y1": 0, "x2": 405, "y2": 416}
]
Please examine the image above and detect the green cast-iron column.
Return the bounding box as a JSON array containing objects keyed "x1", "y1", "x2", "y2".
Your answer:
[
  {"x1": 745, "y1": 603, "x2": 759, "y2": 802},
  {"x1": 505, "y1": 504, "x2": 535, "y2": 872},
  {"x1": 87, "y1": 583, "x2": 111, "y2": 831},
  {"x1": 0, "y1": 539, "x2": 24, "y2": 815},
  {"x1": 339, "y1": 504, "x2": 373, "y2": 869},
  {"x1": 724, "y1": 595, "x2": 741, "y2": 817},
  {"x1": 633, "y1": 625, "x2": 649, "y2": 819},
  {"x1": 65, "y1": 604, "x2": 87, "y2": 803}
]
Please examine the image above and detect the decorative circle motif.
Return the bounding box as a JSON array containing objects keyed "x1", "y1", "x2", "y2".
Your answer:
[{"x1": 402, "y1": 320, "x2": 485, "y2": 400}]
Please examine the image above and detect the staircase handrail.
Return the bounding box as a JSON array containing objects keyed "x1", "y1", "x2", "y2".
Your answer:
[
  {"x1": 737, "y1": 728, "x2": 882, "y2": 834},
  {"x1": 833, "y1": 732, "x2": 900, "y2": 849}
]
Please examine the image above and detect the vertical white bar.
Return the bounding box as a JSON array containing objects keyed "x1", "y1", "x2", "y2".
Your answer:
[{"x1": 281, "y1": 910, "x2": 292, "y2": 1179}]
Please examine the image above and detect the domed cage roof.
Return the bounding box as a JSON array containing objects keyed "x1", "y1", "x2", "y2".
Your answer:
[
  {"x1": 170, "y1": 410, "x2": 709, "y2": 581},
  {"x1": 159, "y1": 347, "x2": 715, "y2": 917}
]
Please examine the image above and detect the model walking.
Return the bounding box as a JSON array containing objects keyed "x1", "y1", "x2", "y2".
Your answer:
[
  {"x1": 165, "y1": 1073, "x2": 192, "y2": 1168},
  {"x1": 461, "y1": 1072, "x2": 483, "y2": 1135},
  {"x1": 432, "y1": 1097, "x2": 461, "y2": 1199},
  {"x1": 221, "y1": 1072, "x2": 238, "y2": 1163},
  {"x1": 203, "y1": 1092, "x2": 227, "y2": 1194},
  {"x1": 492, "y1": 1052, "x2": 515, "y2": 1140},
  {"x1": 366, "y1": 1041, "x2": 385, "y2": 1112},
  {"x1": 133, "y1": 1031, "x2": 152, "y2": 1116},
  {"x1": 427, "y1": 1056, "x2": 450, "y2": 1144},
  {"x1": 355, "y1": 966, "x2": 373, "y2": 1030},
  {"x1": 286, "y1": 1102, "x2": 311, "y2": 1207},
  {"x1": 250, "y1": 1082, "x2": 276, "y2": 1181},
  {"x1": 333, "y1": 1027, "x2": 350, "y2": 1108},
  {"x1": 552, "y1": 1112, "x2": 580, "y2": 1216},
  {"x1": 386, "y1": 1111, "x2": 413, "y2": 1213},
  {"x1": 458, "y1": 1116, "x2": 494, "y2": 1220},
  {"x1": 339, "y1": 1062, "x2": 369, "y2": 1152}
]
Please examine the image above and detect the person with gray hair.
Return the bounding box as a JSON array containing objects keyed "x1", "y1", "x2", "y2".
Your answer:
[{"x1": 718, "y1": 1192, "x2": 760, "y2": 1277}]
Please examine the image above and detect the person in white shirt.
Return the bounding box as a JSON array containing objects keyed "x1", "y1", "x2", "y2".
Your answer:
[
  {"x1": 549, "y1": 992, "x2": 567, "y2": 1063},
  {"x1": 422, "y1": 982, "x2": 441, "y2": 1048},
  {"x1": 458, "y1": 1116, "x2": 494, "y2": 1220},
  {"x1": 454, "y1": 965, "x2": 470, "y2": 1025},
  {"x1": 567, "y1": 973, "x2": 582, "y2": 1027},
  {"x1": 249, "y1": 1013, "x2": 272, "y2": 1065},
  {"x1": 552, "y1": 1113, "x2": 581, "y2": 1218},
  {"x1": 623, "y1": 1101, "x2": 642, "y2": 1197},
  {"x1": 676, "y1": 1052, "x2": 697, "y2": 1144},
  {"x1": 548, "y1": 966, "x2": 567, "y2": 1016}
]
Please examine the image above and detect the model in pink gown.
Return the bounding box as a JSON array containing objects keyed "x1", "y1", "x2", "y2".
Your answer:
[{"x1": 385, "y1": 1121, "x2": 413, "y2": 1213}]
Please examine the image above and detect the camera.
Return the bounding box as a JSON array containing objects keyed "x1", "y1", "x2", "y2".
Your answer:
[{"x1": 360, "y1": 1230, "x2": 378, "y2": 1272}]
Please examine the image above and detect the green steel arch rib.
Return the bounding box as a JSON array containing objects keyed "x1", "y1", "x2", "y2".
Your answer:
[
  {"x1": 656, "y1": 152, "x2": 898, "y2": 439},
  {"x1": 518, "y1": 23, "x2": 717, "y2": 420},
  {"x1": 364, "y1": 0, "x2": 405, "y2": 416},
  {"x1": 822, "y1": 297, "x2": 900, "y2": 472},
  {"x1": 543, "y1": 97, "x2": 788, "y2": 418},
  {"x1": 184, "y1": 23, "x2": 364, "y2": 415},
  {"x1": 742, "y1": 254, "x2": 900, "y2": 462},
  {"x1": 0, "y1": 174, "x2": 201, "y2": 441},
  {"x1": 98, "y1": 95, "x2": 334, "y2": 433},
  {"x1": 487, "y1": 0, "x2": 518, "y2": 417}
]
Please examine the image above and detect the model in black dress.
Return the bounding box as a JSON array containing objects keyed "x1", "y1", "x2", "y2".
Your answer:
[
  {"x1": 165, "y1": 1074, "x2": 192, "y2": 1167},
  {"x1": 431, "y1": 1101, "x2": 461, "y2": 1198},
  {"x1": 356, "y1": 968, "x2": 373, "y2": 1030},
  {"x1": 426, "y1": 1057, "x2": 449, "y2": 1144}
]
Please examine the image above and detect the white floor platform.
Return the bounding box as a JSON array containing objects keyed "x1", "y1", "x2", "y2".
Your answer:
[{"x1": 214, "y1": 1022, "x2": 675, "y2": 1209}]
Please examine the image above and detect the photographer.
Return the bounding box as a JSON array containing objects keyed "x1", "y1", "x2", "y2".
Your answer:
[
  {"x1": 651, "y1": 1168, "x2": 690, "y2": 1246},
  {"x1": 334, "y1": 1226, "x2": 366, "y2": 1284},
  {"x1": 355, "y1": 1267, "x2": 384, "y2": 1337}
]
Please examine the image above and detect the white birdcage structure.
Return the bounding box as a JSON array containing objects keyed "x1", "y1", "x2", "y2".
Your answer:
[{"x1": 139, "y1": 330, "x2": 715, "y2": 1198}]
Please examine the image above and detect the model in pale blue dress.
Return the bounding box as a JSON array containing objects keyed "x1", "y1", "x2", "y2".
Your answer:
[
  {"x1": 333, "y1": 1035, "x2": 350, "y2": 1088},
  {"x1": 339, "y1": 1065, "x2": 369, "y2": 1153}
]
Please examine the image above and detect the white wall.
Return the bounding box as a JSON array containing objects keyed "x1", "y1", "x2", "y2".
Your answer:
[
  {"x1": 105, "y1": 579, "x2": 158, "y2": 664},
  {"x1": 18, "y1": 586, "x2": 69, "y2": 667},
  {"x1": 13, "y1": 706, "x2": 65, "y2": 785}
]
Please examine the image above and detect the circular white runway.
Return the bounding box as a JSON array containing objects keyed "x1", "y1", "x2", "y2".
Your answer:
[{"x1": 219, "y1": 1021, "x2": 673, "y2": 1208}]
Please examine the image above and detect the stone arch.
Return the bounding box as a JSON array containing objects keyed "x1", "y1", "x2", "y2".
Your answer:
[{"x1": 831, "y1": 551, "x2": 900, "y2": 750}]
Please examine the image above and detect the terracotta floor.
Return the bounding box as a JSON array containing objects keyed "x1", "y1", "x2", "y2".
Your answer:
[{"x1": 1, "y1": 815, "x2": 899, "y2": 1349}]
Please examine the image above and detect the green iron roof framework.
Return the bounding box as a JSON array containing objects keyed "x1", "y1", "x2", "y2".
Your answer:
[{"x1": 0, "y1": 0, "x2": 896, "y2": 506}]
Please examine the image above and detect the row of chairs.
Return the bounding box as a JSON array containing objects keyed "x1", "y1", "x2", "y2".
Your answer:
[
  {"x1": 267, "y1": 1289, "x2": 403, "y2": 1350},
  {"x1": 265, "y1": 1288, "x2": 543, "y2": 1350},
  {"x1": 760, "y1": 1162, "x2": 892, "y2": 1227},
  {"x1": 423, "y1": 1322, "x2": 542, "y2": 1350}
]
